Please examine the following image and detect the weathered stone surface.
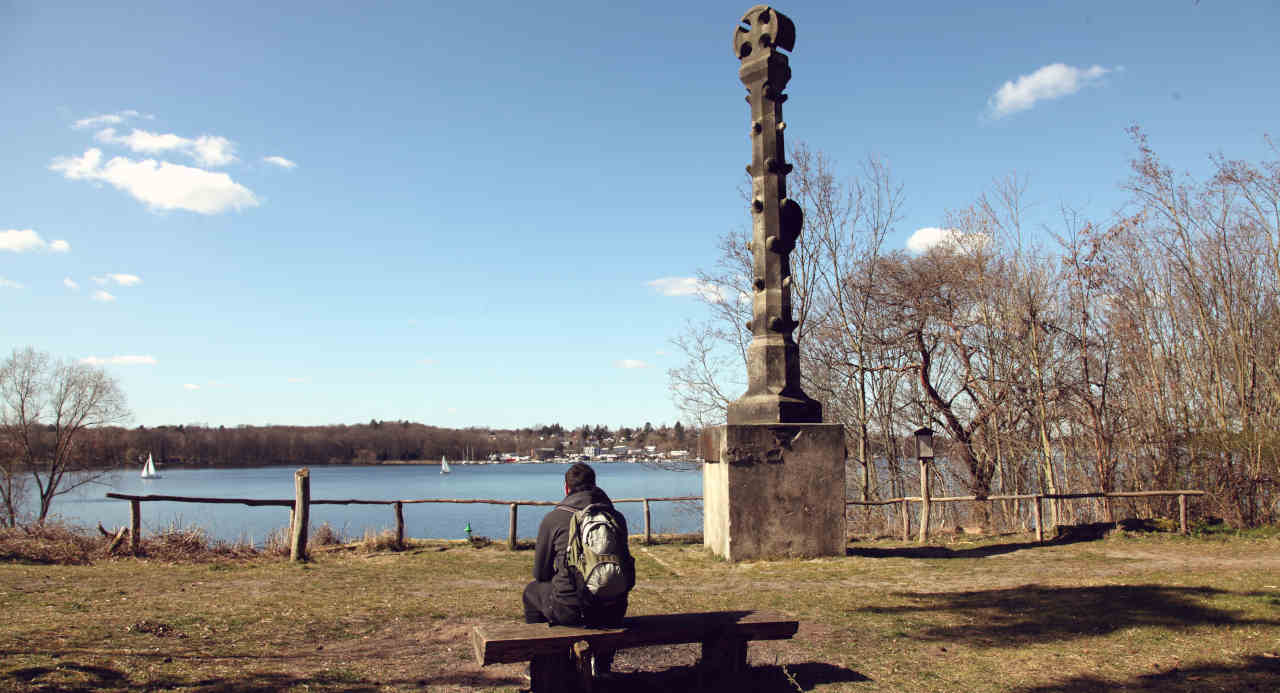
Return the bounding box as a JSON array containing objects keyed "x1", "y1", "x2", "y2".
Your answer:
[
  {"x1": 703, "y1": 7, "x2": 846, "y2": 562},
  {"x1": 727, "y1": 4, "x2": 821, "y2": 425},
  {"x1": 703, "y1": 424, "x2": 845, "y2": 561}
]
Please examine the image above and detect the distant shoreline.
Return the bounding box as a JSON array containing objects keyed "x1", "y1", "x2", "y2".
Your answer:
[{"x1": 110, "y1": 458, "x2": 702, "y2": 471}]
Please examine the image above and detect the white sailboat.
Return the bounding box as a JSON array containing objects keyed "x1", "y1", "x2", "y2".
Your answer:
[
  {"x1": 140, "y1": 453, "x2": 160, "y2": 479},
  {"x1": 440, "y1": 454, "x2": 451, "y2": 474}
]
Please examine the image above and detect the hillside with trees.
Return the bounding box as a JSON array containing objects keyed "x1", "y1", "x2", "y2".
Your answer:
[{"x1": 31, "y1": 420, "x2": 697, "y2": 470}]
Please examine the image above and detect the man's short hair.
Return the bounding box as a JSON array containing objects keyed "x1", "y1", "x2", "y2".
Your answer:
[{"x1": 565, "y1": 462, "x2": 596, "y2": 493}]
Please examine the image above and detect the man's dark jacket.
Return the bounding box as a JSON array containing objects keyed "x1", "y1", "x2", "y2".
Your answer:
[{"x1": 532, "y1": 486, "x2": 636, "y2": 613}]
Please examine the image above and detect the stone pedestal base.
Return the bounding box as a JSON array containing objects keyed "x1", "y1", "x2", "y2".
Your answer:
[{"x1": 701, "y1": 423, "x2": 845, "y2": 561}]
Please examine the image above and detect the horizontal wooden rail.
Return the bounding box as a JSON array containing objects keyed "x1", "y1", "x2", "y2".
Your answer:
[
  {"x1": 106, "y1": 492, "x2": 293, "y2": 506},
  {"x1": 846, "y1": 490, "x2": 1204, "y2": 505},
  {"x1": 846, "y1": 489, "x2": 1205, "y2": 543},
  {"x1": 105, "y1": 489, "x2": 703, "y2": 557},
  {"x1": 107, "y1": 493, "x2": 702, "y2": 507}
]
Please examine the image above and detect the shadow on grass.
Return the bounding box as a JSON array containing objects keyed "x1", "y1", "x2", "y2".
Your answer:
[
  {"x1": 846, "y1": 523, "x2": 1138, "y2": 559},
  {"x1": 3, "y1": 660, "x2": 523, "y2": 692},
  {"x1": 857, "y1": 584, "x2": 1279, "y2": 646},
  {"x1": 1013, "y1": 654, "x2": 1280, "y2": 692},
  {"x1": 605, "y1": 661, "x2": 869, "y2": 692},
  {"x1": 3, "y1": 657, "x2": 864, "y2": 692},
  {"x1": 847, "y1": 540, "x2": 1051, "y2": 559},
  {"x1": 844, "y1": 517, "x2": 1192, "y2": 561}
]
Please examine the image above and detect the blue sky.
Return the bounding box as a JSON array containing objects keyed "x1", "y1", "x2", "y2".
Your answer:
[{"x1": 3, "y1": 1, "x2": 1277, "y2": 430}]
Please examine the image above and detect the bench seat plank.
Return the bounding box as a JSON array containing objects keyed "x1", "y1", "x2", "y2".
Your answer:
[{"x1": 473, "y1": 610, "x2": 797, "y2": 666}]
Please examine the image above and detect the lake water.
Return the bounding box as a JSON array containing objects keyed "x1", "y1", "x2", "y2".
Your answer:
[{"x1": 46, "y1": 462, "x2": 704, "y2": 545}]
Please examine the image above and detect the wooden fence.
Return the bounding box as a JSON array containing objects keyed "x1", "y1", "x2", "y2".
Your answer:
[
  {"x1": 104, "y1": 467, "x2": 1205, "y2": 558},
  {"x1": 847, "y1": 489, "x2": 1206, "y2": 542},
  {"x1": 105, "y1": 468, "x2": 700, "y2": 561}
]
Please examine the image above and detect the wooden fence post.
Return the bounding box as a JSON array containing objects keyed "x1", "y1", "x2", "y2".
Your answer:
[
  {"x1": 1179, "y1": 494, "x2": 1188, "y2": 535},
  {"x1": 393, "y1": 501, "x2": 404, "y2": 549},
  {"x1": 508, "y1": 504, "x2": 518, "y2": 550},
  {"x1": 130, "y1": 499, "x2": 141, "y2": 555},
  {"x1": 918, "y1": 459, "x2": 931, "y2": 543},
  {"x1": 1034, "y1": 495, "x2": 1044, "y2": 543},
  {"x1": 643, "y1": 499, "x2": 652, "y2": 544},
  {"x1": 900, "y1": 499, "x2": 910, "y2": 541},
  {"x1": 290, "y1": 468, "x2": 310, "y2": 562}
]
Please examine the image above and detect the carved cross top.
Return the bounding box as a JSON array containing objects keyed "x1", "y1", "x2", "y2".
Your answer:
[{"x1": 732, "y1": 5, "x2": 796, "y2": 60}]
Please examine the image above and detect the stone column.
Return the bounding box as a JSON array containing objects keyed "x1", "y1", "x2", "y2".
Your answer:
[{"x1": 702, "y1": 5, "x2": 845, "y2": 561}]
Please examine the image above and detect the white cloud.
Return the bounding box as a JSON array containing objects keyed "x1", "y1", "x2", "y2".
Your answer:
[
  {"x1": 50, "y1": 148, "x2": 259, "y2": 214},
  {"x1": 263, "y1": 155, "x2": 297, "y2": 170},
  {"x1": 92, "y1": 273, "x2": 142, "y2": 287},
  {"x1": 94, "y1": 128, "x2": 238, "y2": 167},
  {"x1": 906, "y1": 227, "x2": 993, "y2": 255},
  {"x1": 73, "y1": 110, "x2": 143, "y2": 130},
  {"x1": 287, "y1": 377, "x2": 309, "y2": 384},
  {"x1": 907, "y1": 227, "x2": 960, "y2": 253},
  {"x1": 191, "y1": 136, "x2": 237, "y2": 167},
  {"x1": 447, "y1": 407, "x2": 458, "y2": 414},
  {"x1": 1, "y1": 229, "x2": 70, "y2": 253},
  {"x1": 63, "y1": 277, "x2": 79, "y2": 290},
  {"x1": 616, "y1": 359, "x2": 650, "y2": 369},
  {"x1": 0, "y1": 277, "x2": 24, "y2": 289},
  {"x1": 182, "y1": 383, "x2": 200, "y2": 391},
  {"x1": 418, "y1": 358, "x2": 436, "y2": 366},
  {"x1": 80, "y1": 355, "x2": 157, "y2": 366},
  {"x1": 988, "y1": 63, "x2": 1113, "y2": 118},
  {"x1": 647, "y1": 277, "x2": 733, "y2": 303},
  {"x1": 96, "y1": 127, "x2": 184, "y2": 153},
  {"x1": 91, "y1": 289, "x2": 116, "y2": 302}
]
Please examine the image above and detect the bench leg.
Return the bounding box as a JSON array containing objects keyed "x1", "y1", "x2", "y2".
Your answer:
[
  {"x1": 529, "y1": 641, "x2": 595, "y2": 693},
  {"x1": 571, "y1": 640, "x2": 595, "y2": 693},
  {"x1": 530, "y1": 652, "x2": 575, "y2": 693},
  {"x1": 699, "y1": 636, "x2": 748, "y2": 689}
]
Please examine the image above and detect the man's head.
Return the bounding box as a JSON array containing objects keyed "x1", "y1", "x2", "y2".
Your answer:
[{"x1": 564, "y1": 462, "x2": 596, "y2": 494}]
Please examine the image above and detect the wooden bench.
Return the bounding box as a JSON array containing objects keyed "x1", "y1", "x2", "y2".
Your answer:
[{"x1": 472, "y1": 610, "x2": 798, "y2": 692}]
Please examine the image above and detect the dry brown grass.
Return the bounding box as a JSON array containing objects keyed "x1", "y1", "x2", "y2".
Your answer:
[
  {"x1": 1, "y1": 520, "x2": 357, "y2": 564},
  {"x1": 359, "y1": 528, "x2": 402, "y2": 552},
  {"x1": 0, "y1": 522, "x2": 101, "y2": 565},
  {"x1": 1, "y1": 528, "x2": 1277, "y2": 692}
]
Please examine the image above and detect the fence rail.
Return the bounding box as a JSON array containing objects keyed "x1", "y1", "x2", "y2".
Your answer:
[
  {"x1": 104, "y1": 468, "x2": 1206, "y2": 557},
  {"x1": 846, "y1": 490, "x2": 1206, "y2": 542},
  {"x1": 105, "y1": 469, "x2": 699, "y2": 560}
]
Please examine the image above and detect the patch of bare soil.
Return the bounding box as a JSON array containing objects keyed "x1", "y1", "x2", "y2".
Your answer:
[{"x1": 293, "y1": 618, "x2": 524, "y2": 691}]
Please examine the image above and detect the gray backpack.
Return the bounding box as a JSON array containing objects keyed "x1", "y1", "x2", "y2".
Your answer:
[{"x1": 559, "y1": 503, "x2": 632, "y2": 605}]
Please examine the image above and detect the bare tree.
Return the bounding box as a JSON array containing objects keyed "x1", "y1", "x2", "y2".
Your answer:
[
  {"x1": 1105, "y1": 129, "x2": 1280, "y2": 525},
  {"x1": 800, "y1": 148, "x2": 903, "y2": 500},
  {"x1": 0, "y1": 347, "x2": 131, "y2": 524},
  {"x1": 864, "y1": 240, "x2": 1015, "y2": 530},
  {"x1": 1054, "y1": 212, "x2": 1128, "y2": 521}
]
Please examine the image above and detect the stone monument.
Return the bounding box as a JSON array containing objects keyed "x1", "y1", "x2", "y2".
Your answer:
[{"x1": 701, "y1": 5, "x2": 846, "y2": 561}]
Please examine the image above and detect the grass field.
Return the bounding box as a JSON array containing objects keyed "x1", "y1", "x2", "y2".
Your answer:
[{"x1": 1, "y1": 526, "x2": 1277, "y2": 692}]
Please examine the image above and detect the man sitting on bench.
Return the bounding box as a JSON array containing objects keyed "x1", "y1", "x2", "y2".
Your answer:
[{"x1": 522, "y1": 462, "x2": 636, "y2": 678}]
